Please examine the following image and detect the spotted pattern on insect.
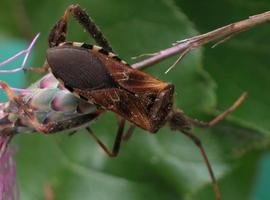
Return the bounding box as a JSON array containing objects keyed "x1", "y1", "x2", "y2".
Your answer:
[
  {"x1": 52, "y1": 41, "x2": 133, "y2": 105},
  {"x1": 81, "y1": 43, "x2": 93, "y2": 49},
  {"x1": 58, "y1": 42, "x2": 67, "y2": 47},
  {"x1": 120, "y1": 60, "x2": 127, "y2": 65},
  {"x1": 110, "y1": 90, "x2": 120, "y2": 102},
  {"x1": 97, "y1": 47, "x2": 109, "y2": 55},
  {"x1": 72, "y1": 42, "x2": 84, "y2": 47},
  {"x1": 108, "y1": 52, "x2": 116, "y2": 58},
  {"x1": 92, "y1": 45, "x2": 102, "y2": 51},
  {"x1": 59, "y1": 42, "x2": 129, "y2": 66}
]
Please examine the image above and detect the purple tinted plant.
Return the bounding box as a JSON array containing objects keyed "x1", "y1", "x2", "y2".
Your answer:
[
  {"x1": 0, "y1": 137, "x2": 18, "y2": 200},
  {"x1": 0, "y1": 32, "x2": 100, "y2": 199},
  {"x1": 0, "y1": 33, "x2": 40, "y2": 200}
]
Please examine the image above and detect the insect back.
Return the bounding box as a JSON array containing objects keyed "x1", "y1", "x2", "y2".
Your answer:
[
  {"x1": 47, "y1": 43, "x2": 117, "y2": 91},
  {"x1": 47, "y1": 42, "x2": 174, "y2": 133}
]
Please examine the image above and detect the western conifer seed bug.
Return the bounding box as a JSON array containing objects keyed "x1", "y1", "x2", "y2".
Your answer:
[{"x1": 17, "y1": 4, "x2": 247, "y2": 200}]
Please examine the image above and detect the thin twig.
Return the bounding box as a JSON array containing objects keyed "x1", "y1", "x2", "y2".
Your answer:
[
  {"x1": 132, "y1": 11, "x2": 270, "y2": 70},
  {"x1": 165, "y1": 48, "x2": 190, "y2": 74},
  {"x1": 0, "y1": 33, "x2": 40, "y2": 73}
]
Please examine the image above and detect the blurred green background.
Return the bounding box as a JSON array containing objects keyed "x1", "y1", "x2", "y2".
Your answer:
[{"x1": 0, "y1": 0, "x2": 270, "y2": 200}]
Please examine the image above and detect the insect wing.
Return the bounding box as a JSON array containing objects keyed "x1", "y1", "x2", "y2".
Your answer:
[
  {"x1": 47, "y1": 45, "x2": 174, "y2": 132},
  {"x1": 74, "y1": 87, "x2": 152, "y2": 131}
]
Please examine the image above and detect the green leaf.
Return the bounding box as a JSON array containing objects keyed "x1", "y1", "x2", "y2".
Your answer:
[
  {"x1": 174, "y1": 1, "x2": 270, "y2": 199},
  {"x1": 4, "y1": 0, "x2": 263, "y2": 199},
  {"x1": 7, "y1": 0, "x2": 224, "y2": 199},
  {"x1": 189, "y1": 151, "x2": 261, "y2": 200},
  {"x1": 175, "y1": 0, "x2": 270, "y2": 135}
]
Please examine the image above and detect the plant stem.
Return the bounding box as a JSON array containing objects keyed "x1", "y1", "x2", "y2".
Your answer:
[{"x1": 132, "y1": 11, "x2": 270, "y2": 70}]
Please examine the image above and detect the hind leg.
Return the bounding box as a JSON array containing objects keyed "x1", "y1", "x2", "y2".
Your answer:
[
  {"x1": 48, "y1": 4, "x2": 113, "y2": 51},
  {"x1": 188, "y1": 92, "x2": 247, "y2": 128}
]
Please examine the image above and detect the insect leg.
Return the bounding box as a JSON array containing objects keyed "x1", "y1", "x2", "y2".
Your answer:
[
  {"x1": 180, "y1": 129, "x2": 221, "y2": 200},
  {"x1": 48, "y1": 4, "x2": 113, "y2": 52},
  {"x1": 114, "y1": 115, "x2": 136, "y2": 141},
  {"x1": 122, "y1": 125, "x2": 136, "y2": 141},
  {"x1": 24, "y1": 65, "x2": 50, "y2": 73},
  {"x1": 44, "y1": 183, "x2": 54, "y2": 200},
  {"x1": 188, "y1": 92, "x2": 247, "y2": 128},
  {"x1": 112, "y1": 114, "x2": 135, "y2": 141},
  {"x1": 86, "y1": 119, "x2": 125, "y2": 157}
]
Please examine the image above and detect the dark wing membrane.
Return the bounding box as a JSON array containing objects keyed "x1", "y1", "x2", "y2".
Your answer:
[
  {"x1": 74, "y1": 88, "x2": 152, "y2": 131},
  {"x1": 91, "y1": 50, "x2": 171, "y2": 94},
  {"x1": 46, "y1": 112, "x2": 101, "y2": 133},
  {"x1": 47, "y1": 46, "x2": 117, "y2": 90},
  {"x1": 88, "y1": 50, "x2": 174, "y2": 132}
]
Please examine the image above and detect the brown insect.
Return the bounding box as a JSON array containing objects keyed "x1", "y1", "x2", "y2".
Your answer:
[{"x1": 21, "y1": 4, "x2": 246, "y2": 200}]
